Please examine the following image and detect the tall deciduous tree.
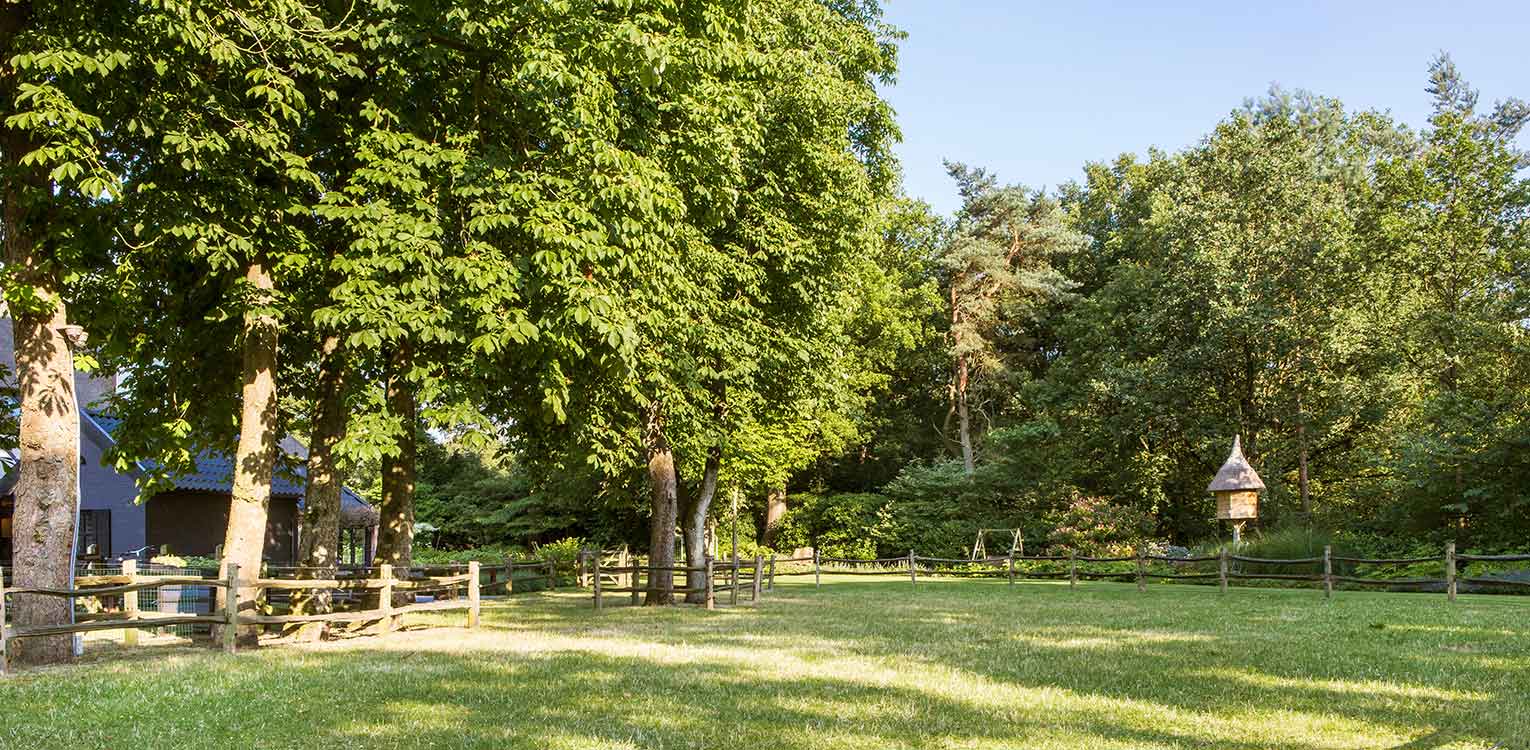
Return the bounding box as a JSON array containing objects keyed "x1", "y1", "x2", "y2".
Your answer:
[{"x1": 1, "y1": 0, "x2": 124, "y2": 665}]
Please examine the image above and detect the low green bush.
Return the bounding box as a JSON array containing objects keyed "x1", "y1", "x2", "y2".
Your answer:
[
  {"x1": 533, "y1": 536, "x2": 585, "y2": 566},
  {"x1": 412, "y1": 544, "x2": 527, "y2": 565}
]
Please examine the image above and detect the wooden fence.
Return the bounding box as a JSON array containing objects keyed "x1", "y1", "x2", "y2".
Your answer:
[
  {"x1": 0, "y1": 560, "x2": 497, "y2": 675},
  {"x1": 580, "y1": 545, "x2": 1530, "y2": 606},
  {"x1": 584, "y1": 553, "x2": 780, "y2": 610}
]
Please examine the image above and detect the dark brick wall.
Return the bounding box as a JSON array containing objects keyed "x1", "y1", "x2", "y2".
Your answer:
[{"x1": 145, "y1": 490, "x2": 299, "y2": 563}]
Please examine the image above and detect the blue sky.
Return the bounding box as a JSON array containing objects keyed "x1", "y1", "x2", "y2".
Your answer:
[{"x1": 881, "y1": 1, "x2": 1530, "y2": 215}]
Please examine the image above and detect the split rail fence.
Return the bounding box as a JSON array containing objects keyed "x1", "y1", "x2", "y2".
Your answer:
[
  {"x1": 0, "y1": 557, "x2": 572, "y2": 674},
  {"x1": 581, "y1": 544, "x2": 1529, "y2": 608},
  {"x1": 583, "y1": 552, "x2": 788, "y2": 610}
]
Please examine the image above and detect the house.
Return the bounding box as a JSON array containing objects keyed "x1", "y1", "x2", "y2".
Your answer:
[{"x1": 0, "y1": 317, "x2": 377, "y2": 566}]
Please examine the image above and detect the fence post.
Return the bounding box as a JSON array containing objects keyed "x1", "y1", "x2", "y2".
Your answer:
[
  {"x1": 1068, "y1": 552, "x2": 1077, "y2": 591},
  {"x1": 222, "y1": 563, "x2": 240, "y2": 654},
  {"x1": 1007, "y1": 551, "x2": 1015, "y2": 588},
  {"x1": 630, "y1": 563, "x2": 641, "y2": 607},
  {"x1": 1135, "y1": 549, "x2": 1146, "y2": 593},
  {"x1": 1218, "y1": 547, "x2": 1228, "y2": 594},
  {"x1": 1322, "y1": 545, "x2": 1333, "y2": 599},
  {"x1": 1446, "y1": 542, "x2": 1457, "y2": 603},
  {"x1": 730, "y1": 557, "x2": 740, "y2": 606},
  {"x1": 908, "y1": 550, "x2": 917, "y2": 589},
  {"x1": 593, "y1": 555, "x2": 603, "y2": 610},
  {"x1": 752, "y1": 555, "x2": 763, "y2": 603},
  {"x1": 377, "y1": 563, "x2": 395, "y2": 634},
  {"x1": 122, "y1": 558, "x2": 140, "y2": 647},
  {"x1": 813, "y1": 549, "x2": 821, "y2": 589},
  {"x1": 1, "y1": 564, "x2": 10, "y2": 675},
  {"x1": 705, "y1": 558, "x2": 715, "y2": 610},
  {"x1": 467, "y1": 561, "x2": 481, "y2": 628},
  {"x1": 768, "y1": 555, "x2": 775, "y2": 592},
  {"x1": 505, "y1": 557, "x2": 514, "y2": 596},
  {"x1": 547, "y1": 560, "x2": 557, "y2": 592}
]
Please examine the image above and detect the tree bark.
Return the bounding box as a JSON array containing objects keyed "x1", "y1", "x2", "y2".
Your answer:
[
  {"x1": 643, "y1": 403, "x2": 677, "y2": 605},
  {"x1": 292, "y1": 332, "x2": 347, "y2": 637},
  {"x1": 376, "y1": 342, "x2": 416, "y2": 572},
  {"x1": 218, "y1": 261, "x2": 282, "y2": 646},
  {"x1": 2, "y1": 0, "x2": 79, "y2": 667},
  {"x1": 5, "y1": 263, "x2": 81, "y2": 666},
  {"x1": 680, "y1": 447, "x2": 720, "y2": 604},
  {"x1": 1296, "y1": 396, "x2": 1311, "y2": 518},
  {"x1": 955, "y1": 352, "x2": 975, "y2": 475},
  {"x1": 763, "y1": 485, "x2": 787, "y2": 548}
]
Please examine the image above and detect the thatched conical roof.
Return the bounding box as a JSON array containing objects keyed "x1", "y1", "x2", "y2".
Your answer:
[{"x1": 1208, "y1": 435, "x2": 1264, "y2": 492}]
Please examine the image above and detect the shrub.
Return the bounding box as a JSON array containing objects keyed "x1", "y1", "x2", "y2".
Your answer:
[
  {"x1": 147, "y1": 554, "x2": 221, "y2": 570},
  {"x1": 772, "y1": 492, "x2": 886, "y2": 559},
  {"x1": 412, "y1": 544, "x2": 527, "y2": 565},
  {"x1": 1044, "y1": 492, "x2": 1153, "y2": 557},
  {"x1": 534, "y1": 536, "x2": 585, "y2": 566}
]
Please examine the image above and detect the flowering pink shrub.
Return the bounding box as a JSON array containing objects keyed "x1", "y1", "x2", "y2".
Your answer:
[{"x1": 1045, "y1": 492, "x2": 1153, "y2": 556}]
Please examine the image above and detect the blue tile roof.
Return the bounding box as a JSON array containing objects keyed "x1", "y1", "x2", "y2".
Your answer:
[{"x1": 85, "y1": 412, "x2": 373, "y2": 519}]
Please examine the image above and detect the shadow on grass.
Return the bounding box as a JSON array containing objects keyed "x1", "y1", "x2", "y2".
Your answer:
[
  {"x1": 588, "y1": 578, "x2": 1530, "y2": 748},
  {"x1": 0, "y1": 581, "x2": 1524, "y2": 749}
]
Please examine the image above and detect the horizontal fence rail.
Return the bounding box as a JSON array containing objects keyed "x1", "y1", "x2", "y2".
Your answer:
[
  {"x1": 574, "y1": 542, "x2": 1526, "y2": 610},
  {"x1": 0, "y1": 556, "x2": 583, "y2": 674}
]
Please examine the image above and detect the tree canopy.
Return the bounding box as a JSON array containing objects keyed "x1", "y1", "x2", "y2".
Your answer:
[{"x1": 1, "y1": 0, "x2": 1526, "y2": 654}]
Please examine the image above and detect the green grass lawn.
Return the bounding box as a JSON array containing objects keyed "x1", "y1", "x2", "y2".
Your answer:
[{"x1": 1, "y1": 577, "x2": 1526, "y2": 749}]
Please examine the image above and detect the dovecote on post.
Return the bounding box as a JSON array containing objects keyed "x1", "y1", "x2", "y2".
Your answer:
[{"x1": 1209, "y1": 435, "x2": 1263, "y2": 543}]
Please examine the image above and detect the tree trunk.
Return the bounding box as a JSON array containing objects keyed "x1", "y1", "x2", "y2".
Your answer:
[
  {"x1": 5, "y1": 266, "x2": 81, "y2": 666},
  {"x1": 1296, "y1": 406, "x2": 1311, "y2": 518},
  {"x1": 643, "y1": 403, "x2": 677, "y2": 605},
  {"x1": 762, "y1": 485, "x2": 787, "y2": 548},
  {"x1": 376, "y1": 342, "x2": 416, "y2": 572},
  {"x1": 218, "y1": 261, "x2": 282, "y2": 646},
  {"x1": 955, "y1": 353, "x2": 975, "y2": 476},
  {"x1": 292, "y1": 333, "x2": 347, "y2": 637},
  {"x1": 3, "y1": 0, "x2": 79, "y2": 667},
  {"x1": 680, "y1": 447, "x2": 720, "y2": 604}
]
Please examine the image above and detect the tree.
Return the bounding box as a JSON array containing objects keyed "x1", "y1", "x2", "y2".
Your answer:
[
  {"x1": 1372, "y1": 54, "x2": 1530, "y2": 541},
  {"x1": 938, "y1": 163, "x2": 1082, "y2": 475},
  {"x1": 1, "y1": 0, "x2": 126, "y2": 665}
]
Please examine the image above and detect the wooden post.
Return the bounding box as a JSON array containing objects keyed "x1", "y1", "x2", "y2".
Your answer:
[
  {"x1": 546, "y1": 560, "x2": 557, "y2": 591},
  {"x1": 768, "y1": 555, "x2": 775, "y2": 592},
  {"x1": 505, "y1": 557, "x2": 515, "y2": 595},
  {"x1": 593, "y1": 555, "x2": 603, "y2": 610},
  {"x1": 730, "y1": 557, "x2": 739, "y2": 606},
  {"x1": 908, "y1": 550, "x2": 917, "y2": 589},
  {"x1": 122, "y1": 558, "x2": 140, "y2": 647},
  {"x1": 1, "y1": 565, "x2": 10, "y2": 675},
  {"x1": 1135, "y1": 548, "x2": 1146, "y2": 593},
  {"x1": 377, "y1": 563, "x2": 395, "y2": 634},
  {"x1": 1218, "y1": 547, "x2": 1229, "y2": 594},
  {"x1": 1322, "y1": 545, "x2": 1333, "y2": 599},
  {"x1": 813, "y1": 549, "x2": 821, "y2": 589},
  {"x1": 630, "y1": 563, "x2": 641, "y2": 607},
  {"x1": 751, "y1": 555, "x2": 763, "y2": 603},
  {"x1": 1446, "y1": 542, "x2": 1457, "y2": 603},
  {"x1": 705, "y1": 558, "x2": 715, "y2": 610},
  {"x1": 222, "y1": 563, "x2": 240, "y2": 654},
  {"x1": 1007, "y1": 551, "x2": 1015, "y2": 588},
  {"x1": 467, "y1": 561, "x2": 481, "y2": 628},
  {"x1": 1068, "y1": 552, "x2": 1077, "y2": 591}
]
